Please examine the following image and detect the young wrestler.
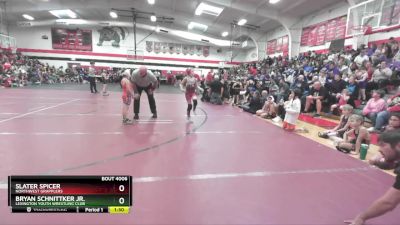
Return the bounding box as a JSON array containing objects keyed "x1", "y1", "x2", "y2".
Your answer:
[
  {"x1": 336, "y1": 114, "x2": 370, "y2": 154},
  {"x1": 121, "y1": 70, "x2": 133, "y2": 124},
  {"x1": 318, "y1": 104, "x2": 353, "y2": 142},
  {"x1": 180, "y1": 68, "x2": 198, "y2": 119},
  {"x1": 283, "y1": 89, "x2": 302, "y2": 131}
]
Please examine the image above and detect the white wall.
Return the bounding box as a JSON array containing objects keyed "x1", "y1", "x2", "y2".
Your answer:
[{"x1": 9, "y1": 25, "x2": 247, "y2": 69}]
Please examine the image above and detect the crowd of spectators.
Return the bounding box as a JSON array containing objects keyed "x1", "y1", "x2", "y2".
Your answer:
[
  {"x1": 198, "y1": 38, "x2": 400, "y2": 157},
  {"x1": 0, "y1": 51, "x2": 129, "y2": 88}
]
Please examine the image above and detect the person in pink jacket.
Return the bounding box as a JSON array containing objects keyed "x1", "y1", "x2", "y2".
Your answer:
[{"x1": 362, "y1": 90, "x2": 387, "y2": 127}]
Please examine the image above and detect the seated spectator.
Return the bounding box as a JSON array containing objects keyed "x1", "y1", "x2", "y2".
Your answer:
[
  {"x1": 318, "y1": 104, "x2": 353, "y2": 142},
  {"x1": 327, "y1": 73, "x2": 347, "y2": 104},
  {"x1": 330, "y1": 89, "x2": 351, "y2": 114},
  {"x1": 368, "y1": 61, "x2": 393, "y2": 91},
  {"x1": 382, "y1": 43, "x2": 392, "y2": 62},
  {"x1": 209, "y1": 75, "x2": 224, "y2": 105},
  {"x1": 346, "y1": 75, "x2": 359, "y2": 107},
  {"x1": 282, "y1": 89, "x2": 302, "y2": 131},
  {"x1": 318, "y1": 68, "x2": 328, "y2": 86},
  {"x1": 371, "y1": 44, "x2": 384, "y2": 66},
  {"x1": 304, "y1": 81, "x2": 327, "y2": 117},
  {"x1": 381, "y1": 113, "x2": 400, "y2": 132},
  {"x1": 370, "y1": 87, "x2": 400, "y2": 132},
  {"x1": 354, "y1": 49, "x2": 369, "y2": 68},
  {"x1": 260, "y1": 90, "x2": 269, "y2": 103},
  {"x1": 290, "y1": 74, "x2": 309, "y2": 95},
  {"x1": 240, "y1": 90, "x2": 263, "y2": 114},
  {"x1": 256, "y1": 96, "x2": 277, "y2": 119},
  {"x1": 276, "y1": 78, "x2": 290, "y2": 102},
  {"x1": 363, "y1": 89, "x2": 387, "y2": 128},
  {"x1": 336, "y1": 114, "x2": 370, "y2": 155},
  {"x1": 326, "y1": 61, "x2": 340, "y2": 75}
]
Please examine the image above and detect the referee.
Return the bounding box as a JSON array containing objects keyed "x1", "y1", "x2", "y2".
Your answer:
[{"x1": 130, "y1": 66, "x2": 158, "y2": 120}]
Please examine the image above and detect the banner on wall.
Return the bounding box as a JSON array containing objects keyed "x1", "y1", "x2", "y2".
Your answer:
[
  {"x1": 154, "y1": 42, "x2": 161, "y2": 54},
  {"x1": 51, "y1": 28, "x2": 92, "y2": 51},
  {"x1": 316, "y1": 23, "x2": 326, "y2": 46},
  {"x1": 175, "y1": 43, "x2": 181, "y2": 54},
  {"x1": 300, "y1": 15, "x2": 347, "y2": 47},
  {"x1": 182, "y1": 45, "x2": 188, "y2": 55},
  {"x1": 189, "y1": 45, "x2": 195, "y2": 55},
  {"x1": 196, "y1": 45, "x2": 202, "y2": 56},
  {"x1": 146, "y1": 41, "x2": 153, "y2": 52},
  {"x1": 266, "y1": 39, "x2": 276, "y2": 55},
  {"x1": 161, "y1": 42, "x2": 168, "y2": 53},
  {"x1": 282, "y1": 35, "x2": 289, "y2": 53},
  {"x1": 276, "y1": 37, "x2": 283, "y2": 52},
  {"x1": 168, "y1": 43, "x2": 175, "y2": 54},
  {"x1": 203, "y1": 46, "x2": 210, "y2": 57}
]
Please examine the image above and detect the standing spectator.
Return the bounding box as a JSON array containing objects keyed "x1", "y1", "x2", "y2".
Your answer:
[
  {"x1": 355, "y1": 65, "x2": 368, "y2": 104},
  {"x1": 209, "y1": 75, "x2": 224, "y2": 105}
]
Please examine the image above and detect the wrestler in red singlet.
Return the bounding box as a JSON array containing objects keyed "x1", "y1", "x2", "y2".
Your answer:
[{"x1": 181, "y1": 68, "x2": 198, "y2": 119}]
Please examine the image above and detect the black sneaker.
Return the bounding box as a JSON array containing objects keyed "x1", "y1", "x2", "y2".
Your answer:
[
  {"x1": 152, "y1": 113, "x2": 157, "y2": 119},
  {"x1": 313, "y1": 113, "x2": 321, "y2": 118},
  {"x1": 133, "y1": 114, "x2": 139, "y2": 120}
]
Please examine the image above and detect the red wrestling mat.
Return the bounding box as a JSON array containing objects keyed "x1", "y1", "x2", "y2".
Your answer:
[{"x1": 0, "y1": 88, "x2": 397, "y2": 224}]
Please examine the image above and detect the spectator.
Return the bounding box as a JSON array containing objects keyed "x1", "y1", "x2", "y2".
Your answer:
[
  {"x1": 304, "y1": 81, "x2": 327, "y2": 117},
  {"x1": 363, "y1": 90, "x2": 387, "y2": 129},
  {"x1": 209, "y1": 75, "x2": 224, "y2": 105},
  {"x1": 241, "y1": 90, "x2": 263, "y2": 114},
  {"x1": 371, "y1": 88, "x2": 400, "y2": 132},
  {"x1": 355, "y1": 64, "x2": 368, "y2": 104},
  {"x1": 256, "y1": 95, "x2": 277, "y2": 119},
  {"x1": 345, "y1": 131, "x2": 400, "y2": 225},
  {"x1": 368, "y1": 61, "x2": 393, "y2": 91},
  {"x1": 330, "y1": 89, "x2": 351, "y2": 114},
  {"x1": 381, "y1": 113, "x2": 400, "y2": 132},
  {"x1": 277, "y1": 78, "x2": 290, "y2": 102},
  {"x1": 327, "y1": 73, "x2": 347, "y2": 103},
  {"x1": 319, "y1": 104, "x2": 353, "y2": 142},
  {"x1": 354, "y1": 49, "x2": 369, "y2": 67},
  {"x1": 336, "y1": 114, "x2": 370, "y2": 155},
  {"x1": 282, "y1": 89, "x2": 302, "y2": 131}
]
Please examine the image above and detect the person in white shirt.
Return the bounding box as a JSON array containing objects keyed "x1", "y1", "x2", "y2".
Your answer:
[
  {"x1": 369, "y1": 62, "x2": 393, "y2": 91},
  {"x1": 283, "y1": 89, "x2": 302, "y2": 131},
  {"x1": 354, "y1": 49, "x2": 369, "y2": 68},
  {"x1": 130, "y1": 66, "x2": 158, "y2": 120}
]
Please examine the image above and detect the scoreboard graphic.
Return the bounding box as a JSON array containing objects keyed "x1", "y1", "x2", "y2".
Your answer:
[{"x1": 8, "y1": 176, "x2": 132, "y2": 214}]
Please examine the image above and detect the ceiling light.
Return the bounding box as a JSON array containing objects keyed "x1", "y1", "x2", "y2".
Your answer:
[
  {"x1": 22, "y1": 14, "x2": 34, "y2": 21},
  {"x1": 49, "y1": 9, "x2": 77, "y2": 19},
  {"x1": 269, "y1": 0, "x2": 281, "y2": 4},
  {"x1": 221, "y1": 31, "x2": 228, "y2": 37},
  {"x1": 195, "y1": 2, "x2": 224, "y2": 16},
  {"x1": 109, "y1": 11, "x2": 118, "y2": 19},
  {"x1": 150, "y1": 15, "x2": 157, "y2": 22},
  {"x1": 237, "y1": 19, "x2": 247, "y2": 26},
  {"x1": 148, "y1": 0, "x2": 155, "y2": 5},
  {"x1": 188, "y1": 22, "x2": 208, "y2": 32}
]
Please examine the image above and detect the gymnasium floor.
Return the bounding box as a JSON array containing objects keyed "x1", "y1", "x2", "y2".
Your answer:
[{"x1": 0, "y1": 85, "x2": 399, "y2": 225}]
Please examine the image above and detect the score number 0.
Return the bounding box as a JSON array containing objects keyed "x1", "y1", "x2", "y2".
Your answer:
[{"x1": 118, "y1": 185, "x2": 125, "y2": 205}]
